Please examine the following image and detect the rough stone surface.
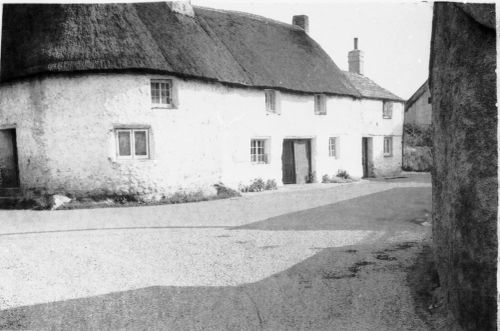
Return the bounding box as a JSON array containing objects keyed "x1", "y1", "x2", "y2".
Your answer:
[
  {"x1": 0, "y1": 73, "x2": 403, "y2": 197},
  {"x1": 430, "y1": 3, "x2": 497, "y2": 330}
]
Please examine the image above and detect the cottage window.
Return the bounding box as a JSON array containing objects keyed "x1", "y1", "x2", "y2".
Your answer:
[
  {"x1": 151, "y1": 79, "x2": 173, "y2": 107},
  {"x1": 315, "y1": 94, "x2": 327, "y2": 115},
  {"x1": 329, "y1": 137, "x2": 339, "y2": 158},
  {"x1": 251, "y1": 139, "x2": 268, "y2": 164},
  {"x1": 384, "y1": 136, "x2": 393, "y2": 156},
  {"x1": 265, "y1": 90, "x2": 280, "y2": 114},
  {"x1": 383, "y1": 101, "x2": 393, "y2": 119},
  {"x1": 116, "y1": 129, "x2": 150, "y2": 159}
]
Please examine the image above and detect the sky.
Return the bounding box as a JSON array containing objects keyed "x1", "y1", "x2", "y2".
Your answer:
[{"x1": 0, "y1": 1, "x2": 434, "y2": 99}]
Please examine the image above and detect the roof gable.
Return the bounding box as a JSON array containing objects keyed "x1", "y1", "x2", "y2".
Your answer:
[
  {"x1": 1, "y1": 3, "x2": 360, "y2": 97},
  {"x1": 405, "y1": 80, "x2": 429, "y2": 110}
]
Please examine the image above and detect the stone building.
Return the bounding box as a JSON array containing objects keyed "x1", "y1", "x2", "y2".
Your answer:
[
  {"x1": 430, "y1": 3, "x2": 496, "y2": 330},
  {"x1": 0, "y1": 2, "x2": 403, "y2": 199},
  {"x1": 405, "y1": 80, "x2": 431, "y2": 129}
]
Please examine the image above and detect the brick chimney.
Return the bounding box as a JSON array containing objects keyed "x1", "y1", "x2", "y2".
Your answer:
[
  {"x1": 292, "y1": 15, "x2": 309, "y2": 33},
  {"x1": 348, "y1": 38, "x2": 364, "y2": 75},
  {"x1": 168, "y1": 1, "x2": 195, "y2": 17}
]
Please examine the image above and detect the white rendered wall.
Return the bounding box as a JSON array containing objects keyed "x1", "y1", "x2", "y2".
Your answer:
[
  {"x1": 0, "y1": 73, "x2": 403, "y2": 197},
  {"x1": 360, "y1": 99, "x2": 404, "y2": 176}
]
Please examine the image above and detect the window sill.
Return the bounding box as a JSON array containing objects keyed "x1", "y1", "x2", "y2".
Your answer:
[
  {"x1": 383, "y1": 117, "x2": 392, "y2": 119},
  {"x1": 114, "y1": 157, "x2": 153, "y2": 162},
  {"x1": 251, "y1": 162, "x2": 270, "y2": 165},
  {"x1": 151, "y1": 105, "x2": 176, "y2": 110},
  {"x1": 383, "y1": 154, "x2": 393, "y2": 158}
]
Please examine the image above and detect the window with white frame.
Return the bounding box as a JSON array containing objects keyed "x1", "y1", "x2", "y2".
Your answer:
[
  {"x1": 329, "y1": 137, "x2": 338, "y2": 158},
  {"x1": 250, "y1": 139, "x2": 268, "y2": 164},
  {"x1": 383, "y1": 101, "x2": 393, "y2": 119},
  {"x1": 315, "y1": 94, "x2": 327, "y2": 115},
  {"x1": 116, "y1": 129, "x2": 150, "y2": 159},
  {"x1": 151, "y1": 79, "x2": 174, "y2": 107},
  {"x1": 384, "y1": 136, "x2": 393, "y2": 156},
  {"x1": 265, "y1": 90, "x2": 280, "y2": 114}
]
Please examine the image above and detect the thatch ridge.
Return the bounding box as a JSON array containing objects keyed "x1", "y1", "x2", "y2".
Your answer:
[{"x1": 1, "y1": 2, "x2": 361, "y2": 97}]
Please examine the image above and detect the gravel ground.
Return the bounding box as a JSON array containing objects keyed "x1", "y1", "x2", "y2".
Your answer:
[{"x1": 0, "y1": 173, "x2": 438, "y2": 330}]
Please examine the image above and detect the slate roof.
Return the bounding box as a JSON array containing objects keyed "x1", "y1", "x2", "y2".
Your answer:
[
  {"x1": 343, "y1": 71, "x2": 403, "y2": 102},
  {"x1": 0, "y1": 3, "x2": 360, "y2": 97}
]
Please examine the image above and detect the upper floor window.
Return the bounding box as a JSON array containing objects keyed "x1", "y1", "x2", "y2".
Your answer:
[
  {"x1": 315, "y1": 94, "x2": 327, "y2": 115},
  {"x1": 329, "y1": 137, "x2": 339, "y2": 158},
  {"x1": 383, "y1": 101, "x2": 393, "y2": 119},
  {"x1": 265, "y1": 89, "x2": 280, "y2": 114},
  {"x1": 116, "y1": 128, "x2": 150, "y2": 159},
  {"x1": 251, "y1": 139, "x2": 269, "y2": 164},
  {"x1": 383, "y1": 136, "x2": 393, "y2": 157},
  {"x1": 151, "y1": 79, "x2": 174, "y2": 107}
]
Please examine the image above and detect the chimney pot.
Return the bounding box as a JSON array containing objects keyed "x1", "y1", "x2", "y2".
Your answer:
[
  {"x1": 168, "y1": 1, "x2": 195, "y2": 17},
  {"x1": 292, "y1": 15, "x2": 309, "y2": 33},
  {"x1": 354, "y1": 37, "x2": 358, "y2": 50}
]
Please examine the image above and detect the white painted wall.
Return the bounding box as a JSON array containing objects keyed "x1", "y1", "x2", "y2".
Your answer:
[
  {"x1": 0, "y1": 73, "x2": 404, "y2": 197},
  {"x1": 360, "y1": 98, "x2": 404, "y2": 176}
]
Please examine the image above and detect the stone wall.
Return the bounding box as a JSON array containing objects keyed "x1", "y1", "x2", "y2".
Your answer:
[{"x1": 430, "y1": 3, "x2": 496, "y2": 330}]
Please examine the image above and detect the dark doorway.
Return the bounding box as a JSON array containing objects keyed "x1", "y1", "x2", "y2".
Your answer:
[
  {"x1": 282, "y1": 139, "x2": 311, "y2": 184},
  {"x1": 0, "y1": 129, "x2": 20, "y2": 188},
  {"x1": 362, "y1": 137, "x2": 373, "y2": 178}
]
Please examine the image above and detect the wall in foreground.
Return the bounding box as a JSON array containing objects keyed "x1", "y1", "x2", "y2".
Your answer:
[
  {"x1": 0, "y1": 72, "x2": 403, "y2": 197},
  {"x1": 430, "y1": 3, "x2": 496, "y2": 330}
]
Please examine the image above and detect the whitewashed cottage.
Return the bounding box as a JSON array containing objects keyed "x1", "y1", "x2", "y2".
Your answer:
[{"x1": 0, "y1": 2, "x2": 403, "y2": 199}]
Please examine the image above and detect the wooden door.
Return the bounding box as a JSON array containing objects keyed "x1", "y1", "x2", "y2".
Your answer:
[
  {"x1": 0, "y1": 129, "x2": 19, "y2": 188},
  {"x1": 282, "y1": 140, "x2": 296, "y2": 184},
  {"x1": 293, "y1": 140, "x2": 311, "y2": 184},
  {"x1": 362, "y1": 137, "x2": 373, "y2": 178}
]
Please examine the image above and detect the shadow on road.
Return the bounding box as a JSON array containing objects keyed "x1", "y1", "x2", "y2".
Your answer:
[
  {"x1": 1, "y1": 242, "x2": 432, "y2": 331},
  {"x1": 231, "y1": 187, "x2": 431, "y2": 232}
]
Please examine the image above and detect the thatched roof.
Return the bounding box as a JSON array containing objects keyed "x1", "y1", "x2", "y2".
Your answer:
[
  {"x1": 405, "y1": 80, "x2": 428, "y2": 111},
  {"x1": 343, "y1": 71, "x2": 403, "y2": 102},
  {"x1": 0, "y1": 3, "x2": 360, "y2": 97}
]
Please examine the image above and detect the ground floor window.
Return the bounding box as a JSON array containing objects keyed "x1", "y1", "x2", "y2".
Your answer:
[
  {"x1": 251, "y1": 139, "x2": 268, "y2": 163},
  {"x1": 329, "y1": 137, "x2": 338, "y2": 158},
  {"x1": 116, "y1": 129, "x2": 150, "y2": 159},
  {"x1": 384, "y1": 136, "x2": 393, "y2": 156}
]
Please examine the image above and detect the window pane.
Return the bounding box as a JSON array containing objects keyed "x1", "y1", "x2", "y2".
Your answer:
[
  {"x1": 118, "y1": 131, "x2": 131, "y2": 156},
  {"x1": 151, "y1": 82, "x2": 160, "y2": 104},
  {"x1": 134, "y1": 131, "x2": 148, "y2": 156}
]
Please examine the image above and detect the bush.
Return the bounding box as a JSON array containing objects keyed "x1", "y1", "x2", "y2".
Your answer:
[
  {"x1": 321, "y1": 171, "x2": 358, "y2": 184},
  {"x1": 265, "y1": 179, "x2": 278, "y2": 190},
  {"x1": 214, "y1": 182, "x2": 241, "y2": 198},
  {"x1": 404, "y1": 124, "x2": 432, "y2": 147},
  {"x1": 336, "y1": 170, "x2": 351, "y2": 180},
  {"x1": 240, "y1": 178, "x2": 278, "y2": 192},
  {"x1": 248, "y1": 178, "x2": 266, "y2": 192}
]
